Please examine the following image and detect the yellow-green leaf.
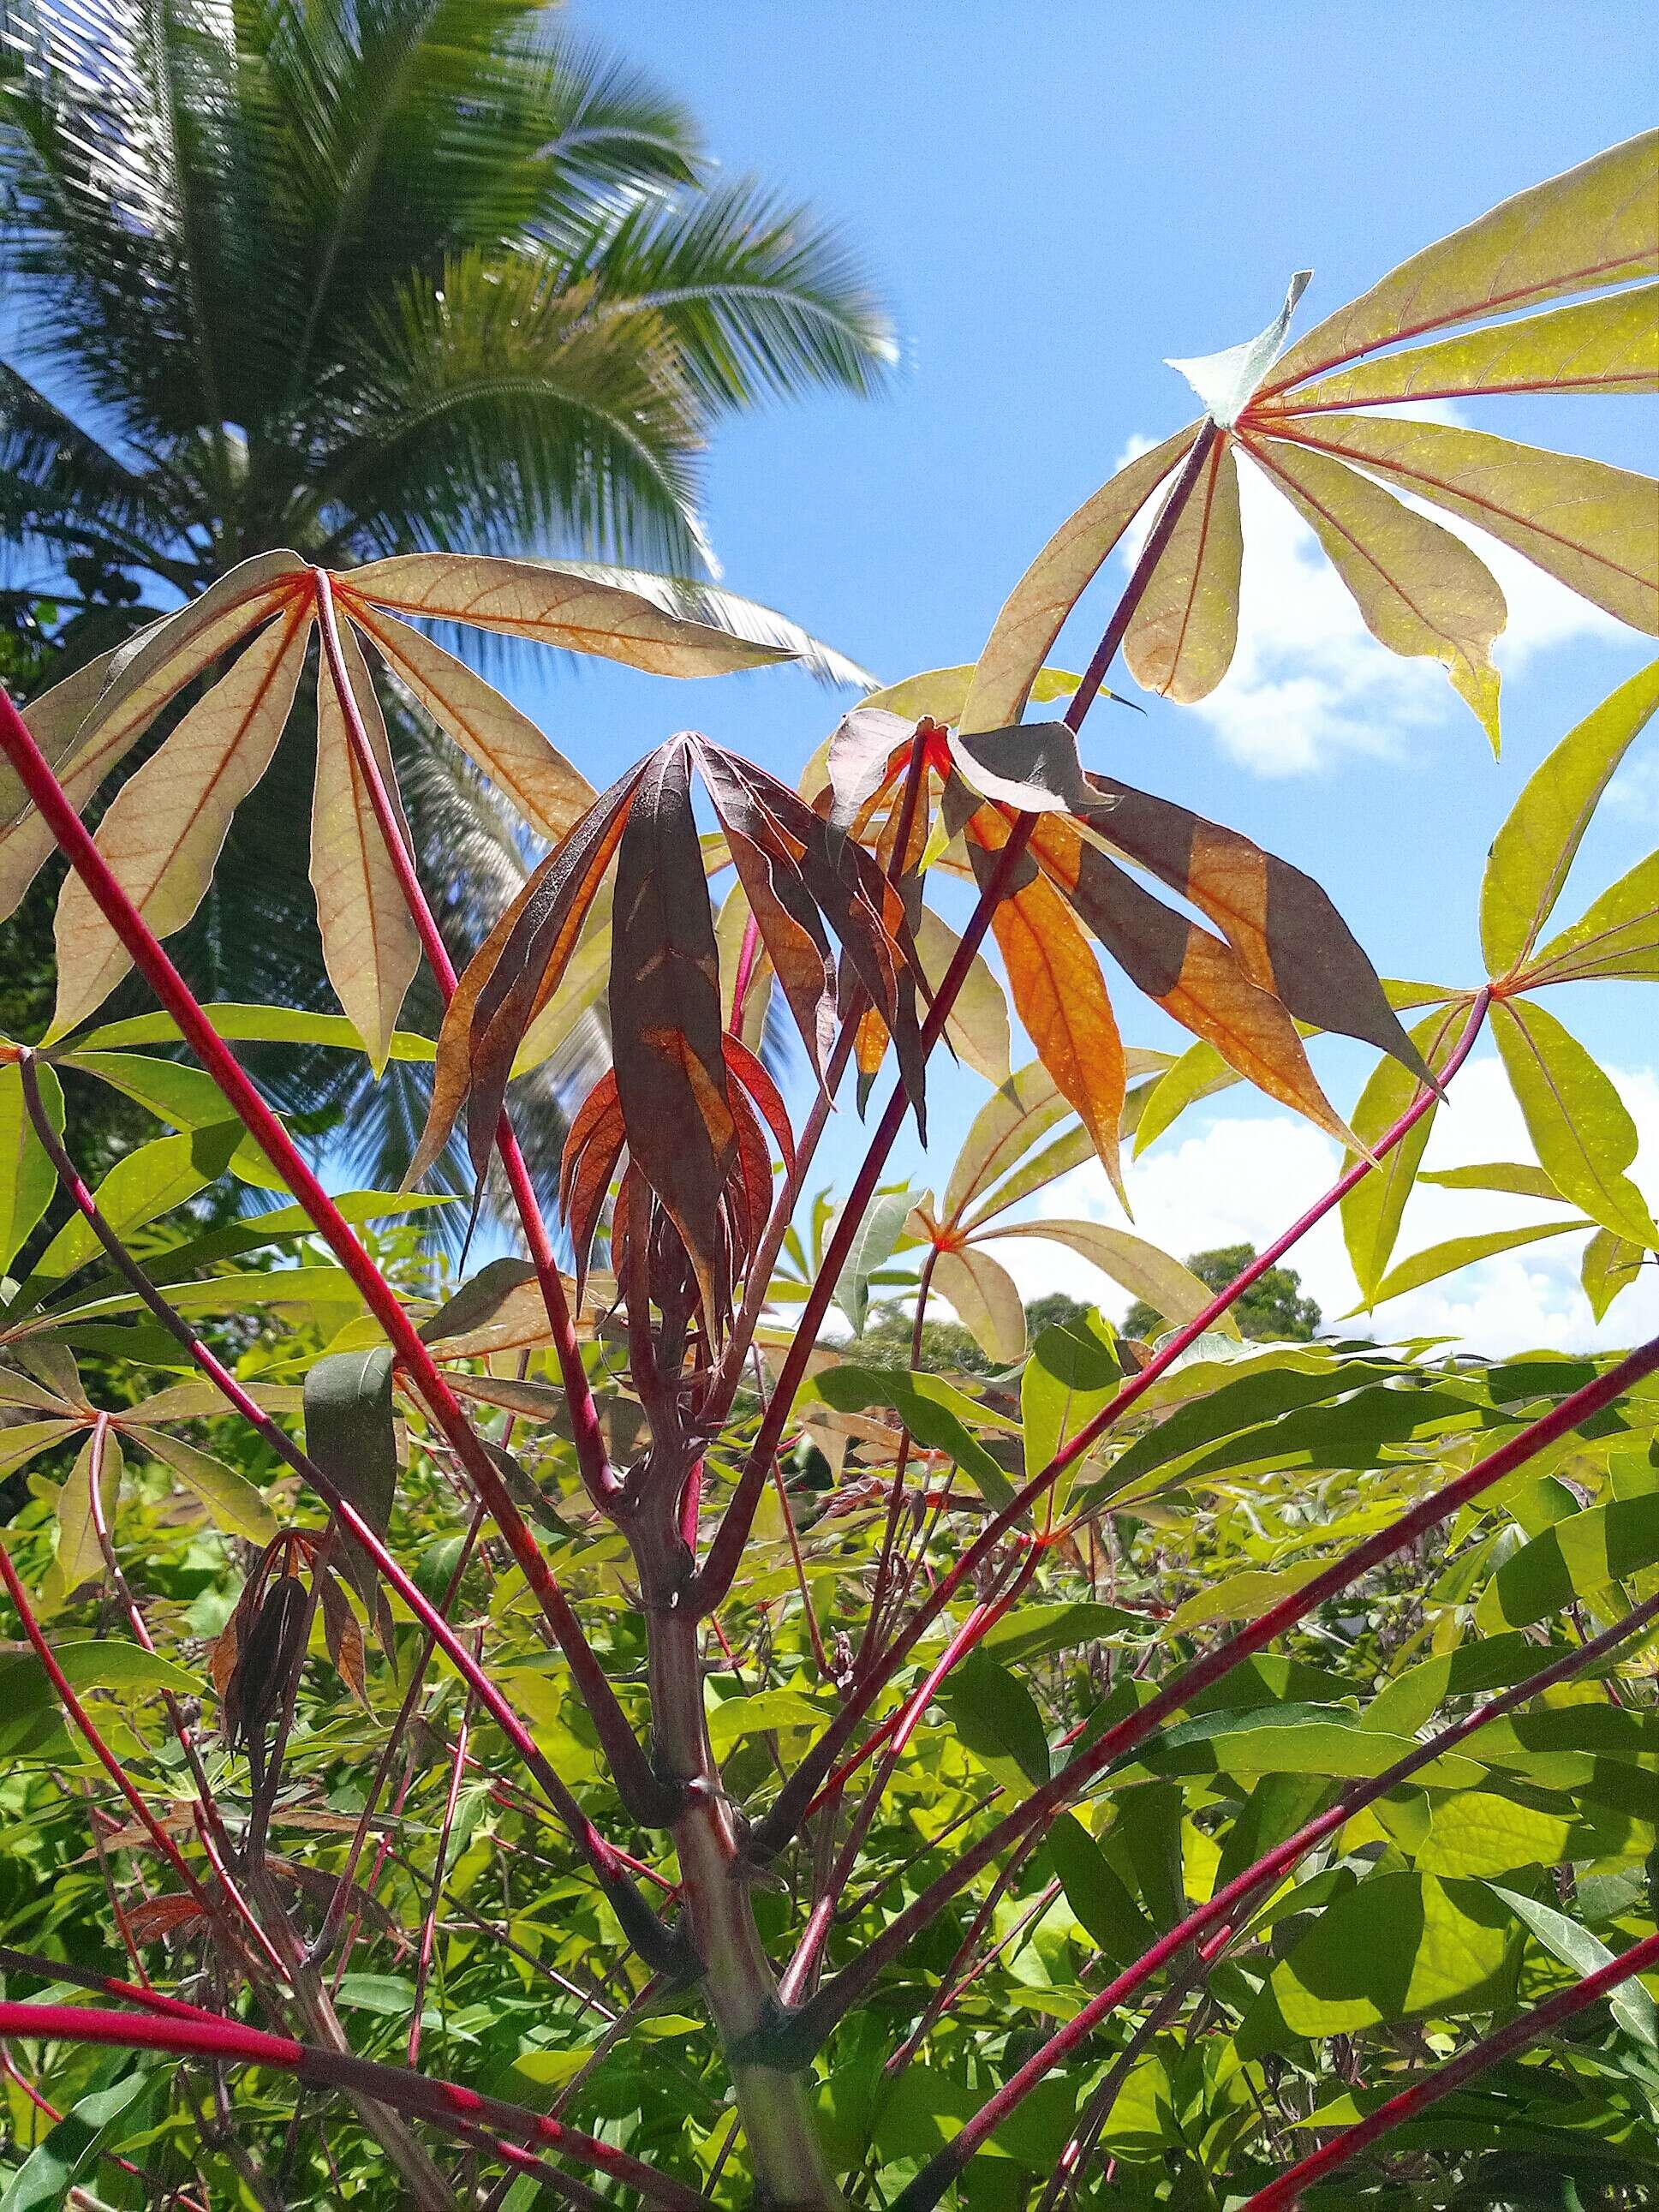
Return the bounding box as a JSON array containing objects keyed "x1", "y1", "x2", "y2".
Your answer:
[
  {"x1": 1583, "y1": 1227, "x2": 1646, "y2": 1321},
  {"x1": 1522, "y1": 847, "x2": 1659, "y2": 988},
  {"x1": 932, "y1": 1244, "x2": 1026, "y2": 1366},
  {"x1": 983, "y1": 1219, "x2": 1232, "y2": 1336},
  {"x1": 1273, "y1": 415, "x2": 1659, "y2": 635},
  {"x1": 46, "y1": 1426, "x2": 122, "y2": 1605},
  {"x1": 1483, "y1": 658, "x2": 1659, "y2": 976},
  {"x1": 961, "y1": 424, "x2": 1200, "y2": 735},
  {"x1": 859, "y1": 665, "x2": 1082, "y2": 723},
  {"x1": 1246, "y1": 433, "x2": 1506, "y2": 746},
  {"x1": 1341, "y1": 1002, "x2": 1476, "y2": 1304},
  {"x1": 1273, "y1": 283, "x2": 1659, "y2": 413},
  {"x1": 1122, "y1": 434, "x2": 1244, "y2": 702},
  {"x1": 1364, "y1": 1217, "x2": 1586, "y2": 1309},
  {"x1": 1260, "y1": 130, "x2": 1659, "y2": 398},
  {"x1": 1493, "y1": 998, "x2": 1659, "y2": 1246}
]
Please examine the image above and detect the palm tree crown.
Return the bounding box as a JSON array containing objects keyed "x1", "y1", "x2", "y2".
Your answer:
[{"x1": 0, "y1": 0, "x2": 894, "y2": 1201}]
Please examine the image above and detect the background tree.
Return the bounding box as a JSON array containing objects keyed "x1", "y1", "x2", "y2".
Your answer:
[
  {"x1": 0, "y1": 0, "x2": 893, "y2": 1199},
  {"x1": 1125, "y1": 1244, "x2": 1322, "y2": 1342}
]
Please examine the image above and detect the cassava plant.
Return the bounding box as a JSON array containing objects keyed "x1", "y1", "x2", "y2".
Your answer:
[{"x1": 0, "y1": 132, "x2": 1657, "y2": 2211}]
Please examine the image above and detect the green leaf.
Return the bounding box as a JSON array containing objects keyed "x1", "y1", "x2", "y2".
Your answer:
[
  {"x1": 1131, "y1": 1039, "x2": 1240, "y2": 1156},
  {"x1": 45, "y1": 1426, "x2": 122, "y2": 1606},
  {"x1": 976, "y1": 1599, "x2": 1137, "y2": 1667},
  {"x1": 1168, "y1": 1565, "x2": 1328, "y2": 1632},
  {"x1": 706, "y1": 1689, "x2": 827, "y2": 1754},
  {"x1": 1239, "y1": 1872, "x2": 1518, "y2": 2050},
  {"x1": 933, "y1": 1651, "x2": 1051, "y2": 1787},
  {"x1": 1340, "y1": 1003, "x2": 1469, "y2": 1304},
  {"x1": 304, "y1": 1347, "x2": 398, "y2": 1608},
  {"x1": 1492, "y1": 998, "x2": 1659, "y2": 1246},
  {"x1": 1481, "y1": 658, "x2": 1659, "y2": 977},
  {"x1": 0, "y1": 2068, "x2": 150, "y2": 2212},
  {"x1": 835, "y1": 1187, "x2": 916, "y2": 1334},
  {"x1": 0, "y1": 1418, "x2": 77, "y2": 1475},
  {"x1": 1129, "y1": 1706, "x2": 1483, "y2": 1789},
  {"x1": 140, "y1": 1431, "x2": 277, "y2": 1543},
  {"x1": 810, "y1": 1364, "x2": 1017, "y2": 1511},
  {"x1": 1476, "y1": 1490, "x2": 1659, "y2": 1631},
  {"x1": 1361, "y1": 1631, "x2": 1549, "y2": 1738},
  {"x1": 1043, "y1": 1811, "x2": 1155, "y2": 1966},
  {"x1": 62, "y1": 1050, "x2": 283, "y2": 1187},
  {"x1": 0, "y1": 1059, "x2": 63, "y2": 1273},
  {"x1": 1523, "y1": 846, "x2": 1659, "y2": 988},
  {"x1": 1364, "y1": 1217, "x2": 1587, "y2": 1308},
  {"x1": 1584, "y1": 1227, "x2": 1647, "y2": 1320},
  {"x1": 1418, "y1": 1162, "x2": 1569, "y2": 1201},
  {"x1": 1492, "y1": 1883, "x2": 1659, "y2": 2047},
  {"x1": 1020, "y1": 1309, "x2": 1123, "y2": 1506},
  {"x1": 27, "y1": 1122, "x2": 243, "y2": 1284},
  {"x1": 65, "y1": 1001, "x2": 439, "y2": 1058},
  {"x1": 1419, "y1": 1795, "x2": 1581, "y2": 1880}
]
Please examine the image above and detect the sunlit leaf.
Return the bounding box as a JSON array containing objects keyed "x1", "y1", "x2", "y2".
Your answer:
[
  {"x1": 1583, "y1": 1228, "x2": 1647, "y2": 1321},
  {"x1": 1521, "y1": 847, "x2": 1659, "y2": 988},
  {"x1": 1493, "y1": 997, "x2": 1659, "y2": 1246},
  {"x1": 1483, "y1": 657, "x2": 1659, "y2": 976},
  {"x1": 1121, "y1": 433, "x2": 1243, "y2": 702},
  {"x1": 27, "y1": 1123, "x2": 242, "y2": 1285},
  {"x1": 1364, "y1": 1217, "x2": 1587, "y2": 1308},
  {"x1": 312, "y1": 615, "x2": 422, "y2": 1074},
  {"x1": 141, "y1": 1432, "x2": 277, "y2": 1544},
  {"x1": 343, "y1": 553, "x2": 796, "y2": 674},
  {"x1": 0, "y1": 1058, "x2": 63, "y2": 1273},
  {"x1": 932, "y1": 1244, "x2": 1026, "y2": 1366},
  {"x1": 1341, "y1": 1002, "x2": 1476, "y2": 1305},
  {"x1": 50, "y1": 597, "x2": 316, "y2": 1035},
  {"x1": 960, "y1": 424, "x2": 1200, "y2": 734},
  {"x1": 1244, "y1": 433, "x2": 1506, "y2": 745},
  {"x1": 983, "y1": 1220, "x2": 1230, "y2": 1336}
]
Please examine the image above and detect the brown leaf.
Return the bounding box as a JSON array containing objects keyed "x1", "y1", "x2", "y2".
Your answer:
[
  {"x1": 953, "y1": 794, "x2": 1127, "y2": 1203},
  {"x1": 127, "y1": 1893, "x2": 207, "y2": 1945},
  {"x1": 609, "y1": 738, "x2": 736, "y2": 1330},
  {"x1": 1084, "y1": 771, "x2": 1431, "y2": 1079},
  {"x1": 1030, "y1": 816, "x2": 1357, "y2": 1149},
  {"x1": 51, "y1": 597, "x2": 316, "y2": 1035}
]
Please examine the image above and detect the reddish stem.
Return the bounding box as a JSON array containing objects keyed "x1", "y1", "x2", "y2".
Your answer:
[
  {"x1": 1237, "y1": 1927, "x2": 1659, "y2": 2212},
  {"x1": 0, "y1": 2001, "x2": 713, "y2": 2212},
  {"x1": 756, "y1": 986, "x2": 1490, "y2": 1856},
  {"x1": 797, "y1": 1324, "x2": 1659, "y2": 2055},
  {"x1": 0, "y1": 682, "x2": 671, "y2": 1831},
  {"x1": 886, "y1": 1548, "x2": 1659, "y2": 2209},
  {"x1": 9, "y1": 1049, "x2": 674, "y2": 1966}
]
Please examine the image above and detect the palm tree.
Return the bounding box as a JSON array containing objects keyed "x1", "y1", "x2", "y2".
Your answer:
[{"x1": 0, "y1": 0, "x2": 892, "y2": 1205}]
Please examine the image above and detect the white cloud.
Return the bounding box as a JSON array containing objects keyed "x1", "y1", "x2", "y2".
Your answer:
[
  {"x1": 983, "y1": 1054, "x2": 1659, "y2": 1357},
  {"x1": 1111, "y1": 415, "x2": 1624, "y2": 778},
  {"x1": 1608, "y1": 756, "x2": 1659, "y2": 828}
]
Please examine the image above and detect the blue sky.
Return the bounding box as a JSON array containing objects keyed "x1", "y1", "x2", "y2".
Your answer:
[{"x1": 527, "y1": 4, "x2": 1659, "y2": 1352}]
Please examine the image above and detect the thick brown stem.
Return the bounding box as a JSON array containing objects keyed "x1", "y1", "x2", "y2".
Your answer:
[{"x1": 645, "y1": 1580, "x2": 840, "y2": 2210}]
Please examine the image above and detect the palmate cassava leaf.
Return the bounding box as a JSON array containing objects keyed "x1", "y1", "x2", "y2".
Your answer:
[
  {"x1": 1483, "y1": 656, "x2": 1659, "y2": 978},
  {"x1": 962, "y1": 133, "x2": 1657, "y2": 746},
  {"x1": 1492, "y1": 998, "x2": 1659, "y2": 1247},
  {"x1": 9, "y1": 549, "x2": 809, "y2": 1036}
]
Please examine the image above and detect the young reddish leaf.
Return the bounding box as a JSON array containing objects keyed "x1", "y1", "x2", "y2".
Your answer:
[
  {"x1": 827, "y1": 707, "x2": 912, "y2": 838},
  {"x1": 408, "y1": 762, "x2": 642, "y2": 1184},
  {"x1": 956, "y1": 801, "x2": 1128, "y2": 1205},
  {"x1": 558, "y1": 1071, "x2": 628, "y2": 1300},
  {"x1": 721, "y1": 1031, "x2": 795, "y2": 1175},
  {"x1": 126, "y1": 1893, "x2": 207, "y2": 1946},
  {"x1": 1243, "y1": 433, "x2": 1507, "y2": 747},
  {"x1": 1086, "y1": 770, "x2": 1432, "y2": 1078},
  {"x1": 312, "y1": 615, "x2": 422, "y2": 1074},
  {"x1": 1266, "y1": 415, "x2": 1658, "y2": 634},
  {"x1": 1120, "y1": 433, "x2": 1244, "y2": 702},
  {"x1": 343, "y1": 553, "x2": 796, "y2": 674},
  {"x1": 344, "y1": 598, "x2": 597, "y2": 840},
  {"x1": 0, "y1": 553, "x2": 309, "y2": 921},
  {"x1": 1266, "y1": 283, "x2": 1659, "y2": 414},
  {"x1": 609, "y1": 738, "x2": 737, "y2": 1330},
  {"x1": 50, "y1": 598, "x2": 315, "y2": 1036},
  {"x1": 1029, "y1": 815, "x2": 1358, "y2": 1149},
  {"x1": 960, "y1": 423, "x2": 1201, "y2": 734}
]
